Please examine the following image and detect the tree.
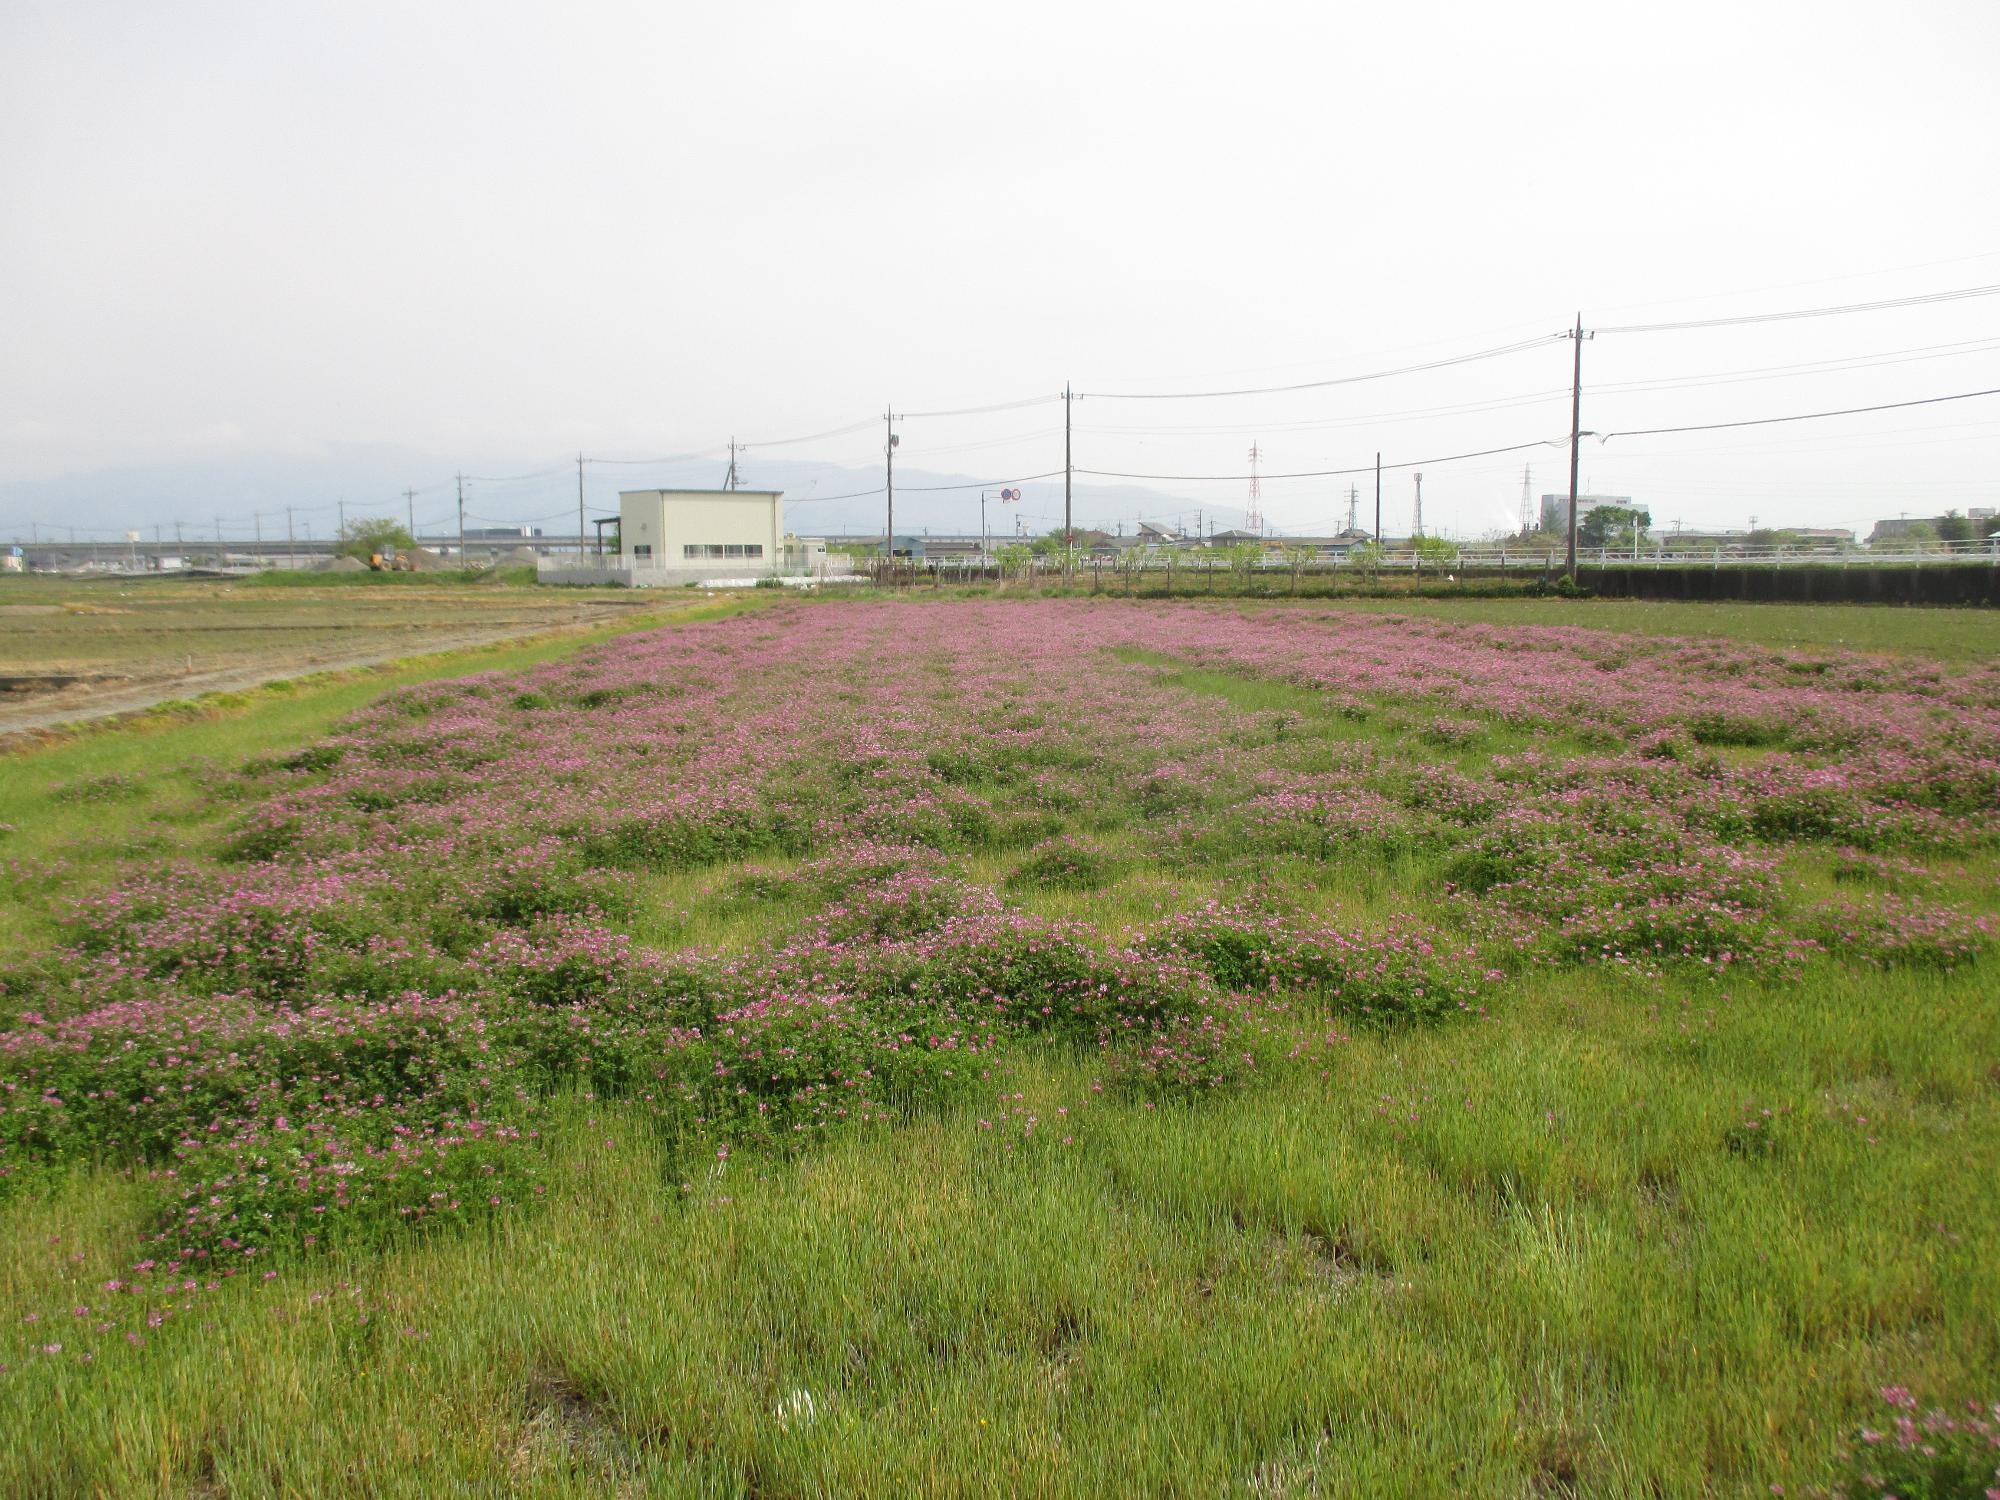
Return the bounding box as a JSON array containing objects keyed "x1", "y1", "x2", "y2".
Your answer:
[
  {"x1": 337, "y1": 517, "x2": 415, "y2": 562},
  {"x1": 1223, "y1": 542, "x2": 1263, "y2": 589},
  {"x1": 1412, "y1": 535, "x2": 1460, "y2": 567},
  {"x1": 1935, "y1": 510, "x2": 1975, "y2": 544},
  {"x1": 1347, "y1": 541, "x2": 1385, "y2": 577},
  {"x1": 1578, "y1": 505, "x2": 1650, "y2": 549},
  {"x1": 1897, "y1": 520, "x2": 1939, "y2": 551},
  {"x1": 1283, "y1": 544, "x2": 1317, "y2": 594}
]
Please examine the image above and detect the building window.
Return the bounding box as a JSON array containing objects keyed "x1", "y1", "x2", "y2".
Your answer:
[
  {"x1": 680, "y1": 542, "x2": 764, "y2": 560},
  {"x1": 682, "y1": 545, "x2": 698, "y2": 559},
  {"x1": 632, "y1": 544, "x2": 652, "y2": 559}
]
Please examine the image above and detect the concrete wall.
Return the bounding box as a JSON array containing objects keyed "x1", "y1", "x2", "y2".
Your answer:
[{"x1": 619, "y1": 490, "x2": 783, "y2": 569}]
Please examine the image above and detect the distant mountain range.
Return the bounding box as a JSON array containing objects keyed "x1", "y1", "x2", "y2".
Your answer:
[{"x1": 0, "y1": 447, "x2": 1248, "y2": 544}]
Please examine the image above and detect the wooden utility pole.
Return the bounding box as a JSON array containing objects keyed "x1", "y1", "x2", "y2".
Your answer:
[
  {"x1": 1063, "y1": 384, "x2": 1073, "y2": 570},
  {"x1": 884, "y1": 410, "x2": 896, "y2": 580},
  {"x1": 1373, "y1": 453, "x2": 1381, "y2": 543},
  {"x1": 405, "y1": 488, "x2": 417, "y2": 542},
  {"x1": 1565, "y1": 313, "x2": 1587, "y2": 585},
  {"x1": 456, "y1": 473, "x2": 466, "y2": 564}
]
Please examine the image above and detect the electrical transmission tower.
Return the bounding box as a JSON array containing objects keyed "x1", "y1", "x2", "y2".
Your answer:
[
  {"x1": 1413, "y1": 472, "x2": 1424, "y2": 538},
  {"x1": 1520, "y1": 465, "x2": 1534, "y2": 534},
  {"x1": 1244, "y1": 443, "x2": 1264, "y2": 534},
  {"x1": 1345, "y1": 484, "x2": 1358, "y2": 534}
]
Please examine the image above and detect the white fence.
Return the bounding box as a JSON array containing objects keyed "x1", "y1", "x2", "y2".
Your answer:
[{"x1": 536, "y1": 554, "x2": 856, "y2": 588}]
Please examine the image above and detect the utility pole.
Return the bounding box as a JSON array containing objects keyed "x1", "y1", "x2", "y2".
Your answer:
[
  {"x1": 575, "y1": 457, "x2": 586, "y2": 558},
  {"x1": 456, "y1": 474, "x2": 466, "y2": 564},
  {"x1": 1373, "y1": 453, "x2": 1382, "y2": 543},
  {"x1": 884, "y1": 410, "x2": 897, "y2": 570},
  {"x1": 253, "y1": 512, "x2": 262, "y2": 550},
  {"x1": 214, "y1": 516, "x2": 222, "y2": 549},
  {"x1": 981, "y1": 490, "x2": 989, "y2": 563},
  {"x1": 1413, "y1": 472, "x2": 1424, "y2": 538},
  {"x1": 1563, "y1": 312, "x2": 1591, "y2": 585},
  {"x1": 1063, "y1": 384, "x2": 1073, "y2": 566},
  {"x1": 1346, "y1": 484, "x2": 1358, "y2": 534},
  {"x1": 405, "y1": 488, "x2": 417, "y2": 543},
  {"x1": 337, "y1": 498, "x2": 346, "y2": 539},
  {"x1": 286, "y1": 506, "x2": 296, "y2": 570}
]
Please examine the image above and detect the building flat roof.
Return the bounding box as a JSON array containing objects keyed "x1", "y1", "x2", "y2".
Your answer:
[{"x1": 617, "y1": 488, "x2": 783, "y2": 499}]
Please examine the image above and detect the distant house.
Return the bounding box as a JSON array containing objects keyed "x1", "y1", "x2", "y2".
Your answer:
[
  {"x1": 1209, "y1": 528, "x2": 1264, "y2": 546},
  {"x1": 1326, "y1": 528, "x2": 1374, "y2": 554}
]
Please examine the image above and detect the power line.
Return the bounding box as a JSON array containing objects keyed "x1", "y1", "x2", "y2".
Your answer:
[
  {"x1": 586, "y1": 450, "x2": 726, "y2": 465},
  {"x1": 1599, "y1": 386, "x2": 2000, "y2": 441},
  {"x1": 901, "y1": 394, "x2": 1061, "y2": 419},
  {"x1": 742, "y1": 418, "x2": 878, "y2": 449},
  {"x1": 899, "y1": 469, "x2": 1065, "y2": 492},
  {"x1": 1589, "y1": 335, "x2": 2000, "y2": 396},
  {"x1": 1077, "y1": 335, "x2": 1561, "y2": 401},
  {"x1": 1597, "y1": 283, "x2": 2000, "y2": 335},
  {"x1": 1590, "y1": 249, "x2": 2000, "y2": 319},
  {"x1": 461, "y1": 465, "x2": 573, "y2": 483},
  {"x1": 777, "y1": 486, "x2": 884, "y2": 504},
  {"x1": 1076, "y1": 440, "x2": 1561, "y2": 483},
  {"x1": 1077, "y1": 389, "x2": 1569, "y2": 437}
]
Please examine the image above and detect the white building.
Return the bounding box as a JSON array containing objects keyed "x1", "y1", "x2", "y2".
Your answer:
[
  {"x1": 619, "y1": 488, "x2": 784, "y2": 570},
  {"x1": 537, "y1": 486, "x2": 840, "y2": 587}
]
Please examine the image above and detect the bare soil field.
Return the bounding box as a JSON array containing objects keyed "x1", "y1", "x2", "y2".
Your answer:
[{"x1": 0, "y1": 574, "x2": 668, "y2": 735}]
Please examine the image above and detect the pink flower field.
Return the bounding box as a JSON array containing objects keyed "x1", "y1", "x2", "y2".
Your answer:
[{"x1": 1, "y1": 596, "x2": 1995, "y2": 1495}]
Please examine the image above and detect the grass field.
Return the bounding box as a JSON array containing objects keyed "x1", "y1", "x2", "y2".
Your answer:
[
  {"x1": 0, "y1": 572, "x2": 675, "y2": 737},
  {"x1": 0, "y1": 596, "x2": 1994, "y2": 1498}
]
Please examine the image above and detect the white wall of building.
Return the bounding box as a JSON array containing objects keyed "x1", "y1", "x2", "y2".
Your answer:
[{"x1": 619, "y1": 490, "x2": 783, "y2": 570}]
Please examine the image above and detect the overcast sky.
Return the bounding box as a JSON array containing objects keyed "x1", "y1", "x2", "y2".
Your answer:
[{"x1": 3, "y1": 0, "x2": 1997, "y2": 540}]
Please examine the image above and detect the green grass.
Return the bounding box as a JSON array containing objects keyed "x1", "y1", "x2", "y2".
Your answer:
[
  {"x1": 1308, "y1": 595, "x2": 2000, "y2": 662},
  {"x1": 3, "y1": 962, "x2": 1990, "y2": 1496},
  {"x1": 0, "y1": 595, "x2": 757, "y2": 947},
  {"x1": 0, "y1": 597, "x2": 1994, "y2": 1497}
]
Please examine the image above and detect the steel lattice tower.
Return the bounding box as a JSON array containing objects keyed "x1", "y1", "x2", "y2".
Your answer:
[{"x1": 1245, "y1": 443, "x2": 1264, "y2": 534}]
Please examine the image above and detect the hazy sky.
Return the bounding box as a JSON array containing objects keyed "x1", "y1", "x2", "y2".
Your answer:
[{"x1": 4, "y1": 0, "x2": 1998, "y2": 539}]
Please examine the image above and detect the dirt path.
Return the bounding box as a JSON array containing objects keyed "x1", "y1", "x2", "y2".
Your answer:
[{"x1": 0, "y1": 605, "x2": 653, "y2": 739}]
